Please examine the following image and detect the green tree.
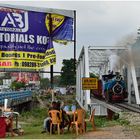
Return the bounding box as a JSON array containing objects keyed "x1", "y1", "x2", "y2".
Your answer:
[
  {"x1": 11, "y1": 81, "x2": 26, "y2": 90},
  {"x1": 40, "y1": 78, "x2": 50, "y2": 89},
  {"x1": 60, "y1": 58, "x2": 76, "y2": 86},
  {"x1": 53, "y1": 75, "x2": 61, "y2": 87}
]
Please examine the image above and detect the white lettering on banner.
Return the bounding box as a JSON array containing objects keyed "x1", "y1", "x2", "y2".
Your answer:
[
  {"x1": 0, "y1": 33, "x2": 35, "y2": 44},
  {"x1": 13, "y1": 13, "x2": 24, "y2": 28},
  {"x1": 37, "y1": 35, "x2": 49, "y2": 45},
  {"x1": 0, "y1": 12, "x2": 29, "y2": 33},
  {"x1": 1, "y1": 13, "x2": 16, "y2": 27},
  {"x1": 0, "y1": 33, "x2": 49, "y2": 45}
]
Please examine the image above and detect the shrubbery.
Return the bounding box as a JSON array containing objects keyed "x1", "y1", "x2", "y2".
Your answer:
[{"x1": 20, "y1": 107, "x2": 47, "y2": 125}]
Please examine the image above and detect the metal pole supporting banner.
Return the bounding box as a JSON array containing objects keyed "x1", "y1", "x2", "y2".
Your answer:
[
  {"x1": 49, "y1": 13, "x2": 54, "y2": 89},
  {"x1": 50, "y1": 65, "x2": 53, "y2": 89},
  {"x1": 74, "y1": 10, "x2": 76, "y2": 74}
]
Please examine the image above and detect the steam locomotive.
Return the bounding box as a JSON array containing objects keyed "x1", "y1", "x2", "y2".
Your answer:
[{"x1": 91, "y1": 72, "x2": 128, "y2": 102}]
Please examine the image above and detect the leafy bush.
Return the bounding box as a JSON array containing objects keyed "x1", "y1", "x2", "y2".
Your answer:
[
  {"x1": 42, "y1": 94, "x2": 52, "y2": 100},
  {"x1": 20, "y1": 107, "x2": 47, "y2": 124},
  {"x1": 11, "y1": 81, "x2": 26, "y2": 90},
  {"x1": 95, "y1": 116, "x2": 108, "y2": 127}
]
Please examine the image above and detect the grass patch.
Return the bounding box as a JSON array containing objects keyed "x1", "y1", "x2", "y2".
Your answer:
[
  {"x1": 116, "y1": 119, "x2": 130, "y2": 126},
  {"x1": 95, "y1": 116, "x2": 108, "y2": 127},
  {"x1": 8, "y1": 110, "x2": 130, "y2": 139},
  {"x1": 20, "y1": 107, "x2": 47, "y2": 119},
  {"x1": 7, "y1": 95, "x2": 80, "y2": 139},
  {"x1": 8, "y1": 107, "x2": 78, "y2": 139},
  {"x1": 93, "y1": 115, "x2": 130, "y2": 128},
  {"x1": 8, "y1": 124, "x2": 77, "y2": 139},
  {"x1": 6, "y1": 94, "x2": 131, "y2": 139}
]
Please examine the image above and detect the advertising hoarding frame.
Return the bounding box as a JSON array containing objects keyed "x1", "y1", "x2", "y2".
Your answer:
[{"x1": 0, "y1": 4, "x2": 76, "y2": 89}]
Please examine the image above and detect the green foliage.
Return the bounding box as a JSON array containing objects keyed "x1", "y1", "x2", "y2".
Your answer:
[
  {"x1": 10, "y1": 124, "x2": 77, "y2": 139},
  {"x1": 40, "y1": 94, "x2": 52, "y2": 100},
  {"x1": 40, "y1": 78, "x2": 50, "y2": 89},
  {"x1": 20, "y1": 107, "x2": 47, "y2": 124},
  {"x1": 93, "y1": 115, "x2": 130, "y2": 128},
  {"x1": 95, "y1": 116, "x2": 108, "y2": 127},
  {"x1": 116, "y1": 119, "x2": 130, "y2": 126},
  {"x1": 53, "y1": 75, "x2": 61, "y2": 87},
  {"x1": 10, "y1": 81, "x2": 25, "y2": 90},
  {"x1": 17, "y1": 105, "x2": 77, "y2": 139},
  {"x1": 55, "y1": 94, "x2": 63, "y2": 100},
  {"x1": 60, "y1": 58, "x2": 76, "y2": 86},
  {"x1": 90, "y1": 73, "x2": 99, "y2": 78}
]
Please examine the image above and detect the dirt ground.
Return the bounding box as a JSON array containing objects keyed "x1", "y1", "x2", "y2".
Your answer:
[
  {"x1": 78, "y1": 112, "x2": 140, "y2": 139},
  {"x1": 78, "y1": 125, "x2": 140, "y2": 139}
]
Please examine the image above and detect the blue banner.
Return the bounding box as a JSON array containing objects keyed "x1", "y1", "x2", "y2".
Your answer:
[{"x1": 0, "y1": 7, "x2": 73, "y2": 69}]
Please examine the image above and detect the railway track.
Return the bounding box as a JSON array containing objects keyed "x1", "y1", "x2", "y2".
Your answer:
[
  {"x1": 114, "y1": 102, "x2": 140, "y2": 113},
  {"x1": 91, "y1": 95, "x2": 140, "y2": 113}
]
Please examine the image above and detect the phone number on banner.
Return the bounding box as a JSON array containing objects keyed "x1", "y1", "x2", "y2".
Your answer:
[{"x1": 0, "y1": 57, "x2": 56, "y2": 69}]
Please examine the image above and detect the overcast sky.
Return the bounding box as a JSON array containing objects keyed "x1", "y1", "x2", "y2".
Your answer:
[{"x1": 0, "y1": 1, "x2": 140, "y2": 77}]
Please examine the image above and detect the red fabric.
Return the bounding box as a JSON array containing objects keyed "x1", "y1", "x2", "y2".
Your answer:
[{"x1": 0, "y1": 117, "x2": 6, "y2": 138}]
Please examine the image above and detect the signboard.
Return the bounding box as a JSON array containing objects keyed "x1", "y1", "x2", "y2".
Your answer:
[
  {"x1": 82, "y1": 78, "x2": 98, "y2": 90},
  {"x1": 0, "y1": 6, "x2": 73, "y2": 70}
]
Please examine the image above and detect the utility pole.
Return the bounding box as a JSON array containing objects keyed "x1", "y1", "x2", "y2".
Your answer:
[{"x1": 49, "y1": 13, "x2": 54, "y2": 90}]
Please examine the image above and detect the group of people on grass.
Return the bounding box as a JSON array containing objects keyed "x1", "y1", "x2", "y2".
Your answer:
[{"x1": 42, "y1": 101, "x2": 76, "y2": 134}]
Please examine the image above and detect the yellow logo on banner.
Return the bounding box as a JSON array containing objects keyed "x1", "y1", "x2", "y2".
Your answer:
[
  {"x1": 82, "y1": 78, "x2": 98, "y2": 90},
  {"x1": 45, "y1": 14, "x2": 65, "y2": 32}
]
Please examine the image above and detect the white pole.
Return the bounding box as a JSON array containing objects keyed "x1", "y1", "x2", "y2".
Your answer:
[
  {"x1": 128, "y1": 46, "x2": 140, "y2": 104},
  {"x1": 4, "y1": 98, "x2": 8, "y2": 111}
]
